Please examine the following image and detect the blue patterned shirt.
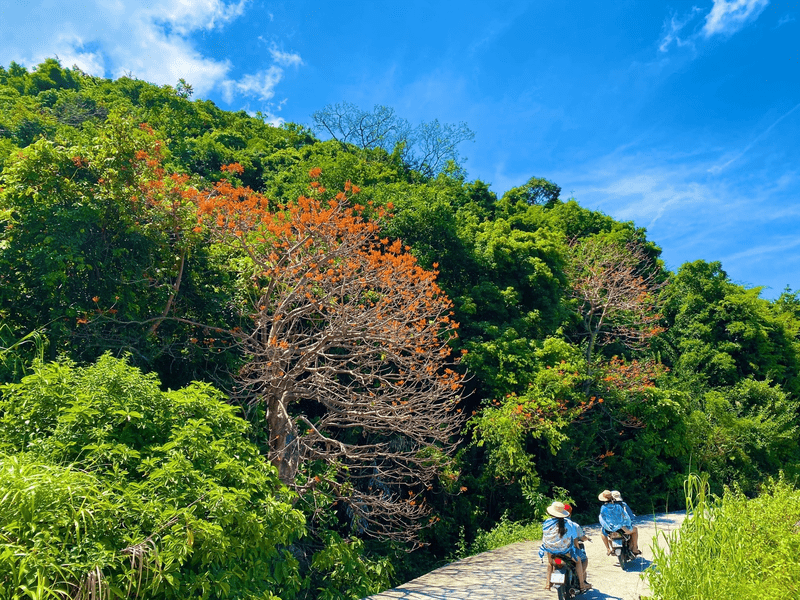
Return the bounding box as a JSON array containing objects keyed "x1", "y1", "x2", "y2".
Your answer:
[{"x1": 599, "y1": 502, "x2": 632, "y2": 532}]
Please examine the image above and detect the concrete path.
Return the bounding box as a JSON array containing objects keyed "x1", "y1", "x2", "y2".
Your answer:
[{"x1": 365, "y1": 512, "x2": 686, "y2": 600}]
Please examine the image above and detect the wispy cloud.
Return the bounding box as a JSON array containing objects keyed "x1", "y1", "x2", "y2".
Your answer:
[
  {"x1": 659, "y1": 7, "x2": 703, "y2": 52},
  {"x1": 708, "y1": 102, "x2": 800, "y2": 174},
  {"x1": 0, "y1": 0, "x2": 302, "y2": 105},
  {"x1": 550, "y1": 143, "x2": 800, "y2": 290},
  {"x1": 221, "y1": 66, "x2": 283, "y2": 102},
  {"x1": 560, "y1": 156, "x2": 724, "y2": 233},
  {"x1": 723, "y1": 236, "x2": 800, "y2": 262},
  {"x1": 659, "y1": 0, "x2": 769, "y2": 52},
  {"x1": 702, "y1": 0, "x2": 769, "y2": 37},
  {"x1": 269, "y1": 46, "x2": 304, "y2": 69}
]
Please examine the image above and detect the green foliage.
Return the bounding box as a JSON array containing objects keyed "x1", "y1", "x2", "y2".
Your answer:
[
  {"x1": 0, "y1": 111, "x2": 239, "y2": 387},
  {"x1": 661, "y1": 260, "x2": 800, "y2": 394},
  {"x1": 685, "y1": 378, "x2": 799, "y2": 492},
  {"x1": 469, "y1": 338, "x2": 586, "y2": 482},
  {"x1": 0, "y1": 323, "x2": 45, "y2": 383},
  {"x1": 0, "y1": 354, "x2": 305, "y2": 599},
  {"x1": 308, "y1": 533, "x2": 393, "y2": 600},
  {"x1": 1, "y1": 58, "x2": 799, "y2": 592},
  {"x1": 648, "y1": 475, "x2": 800, "y2": 600},
  {"x1": 0, "y1": 454, "x2": 128, "y2": 599},
  {"x1": 452, "y1": 513, "x2": 544, "y2": 560},
  {"x1": 533, "y1": 352, "x2": 689, "y2": 513},
  {"x1": 497, "y1": 176, "x2": 561, "y2": 212}
]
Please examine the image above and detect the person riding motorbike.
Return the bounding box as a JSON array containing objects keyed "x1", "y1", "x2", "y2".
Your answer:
[
  {"x1": 563, "y1": 503, "x2": 591, "y2": 589},
  {"x1": 611, "y1": 490, "x2": 635, "y2": 521},
  {"x1": 539, "y1": 501, "x2": 592, "y2": 592},
  {"x1": 598, "y1": 489, "x2": 641, "y2": 556}
]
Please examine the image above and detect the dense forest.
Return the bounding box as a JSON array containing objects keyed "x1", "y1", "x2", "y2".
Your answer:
[{"x1": 0, "y1": 59, "x2": 798, "y2": 599}]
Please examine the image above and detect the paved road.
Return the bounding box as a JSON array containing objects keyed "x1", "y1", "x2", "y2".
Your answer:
[{"x1": 365, "y1": 512, "x2": 686, "y2": 600}]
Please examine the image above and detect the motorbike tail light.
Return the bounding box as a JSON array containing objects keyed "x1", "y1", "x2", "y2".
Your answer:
[{"x1": 554, "y1": 558, "x2": 563, "y2": 566}]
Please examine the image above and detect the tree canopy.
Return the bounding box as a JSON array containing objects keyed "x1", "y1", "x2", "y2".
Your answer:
[{"x1": 0, "y1": 58, "x2": 798, "y2": 598}]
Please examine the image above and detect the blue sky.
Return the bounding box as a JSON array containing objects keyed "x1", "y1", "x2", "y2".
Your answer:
[{"x1": 1, "y1": 0, "x2": 798, "y2": 297}]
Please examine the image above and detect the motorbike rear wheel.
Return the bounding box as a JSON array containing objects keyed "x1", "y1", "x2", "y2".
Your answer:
[
  {"x1": 557, "y1": 584, "x2": 567, "y2": 600},
  {"x1": 618, "y1": 553, "x2": 626, "y2": 570}
]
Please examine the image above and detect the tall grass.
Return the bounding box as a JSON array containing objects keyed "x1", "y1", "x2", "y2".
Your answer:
[
  {"x1": 647, "y1": 474, "x2": 800, "y2": 599},
  {"x1": 0, "y1": 453, "x2": 121, "y2": 599},
  {"x1": 0, "y1": 324, "x2": 44, "y2": 382}
]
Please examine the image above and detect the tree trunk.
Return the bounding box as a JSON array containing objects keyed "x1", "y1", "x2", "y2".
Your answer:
[
  {"x1": 147, "y1": 248, "x2": 186, "y2": 336},
  {"x1": 266, "y1": 391, "x2": 300, "y2": 484},
  {"x1": 583, "y1": 328, "x2": 598, "y2": 395}
]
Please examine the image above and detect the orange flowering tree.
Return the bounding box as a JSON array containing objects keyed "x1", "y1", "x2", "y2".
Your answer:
[{"x1": 195, "y1": 167, "x2": 465, "y2": 542}]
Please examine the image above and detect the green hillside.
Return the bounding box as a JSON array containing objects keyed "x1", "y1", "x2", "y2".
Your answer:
[{"x1": 0, "y1": 59, "x2": 797, "y2": 599}]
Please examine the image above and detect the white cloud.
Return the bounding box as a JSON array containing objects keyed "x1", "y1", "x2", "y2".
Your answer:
[
  {"x1": 0, "y1": 0, "x2": 302, "y2": 106},
  {"x1": 52, "y1": 45, "x2": 107, "y2": 77},
  {"x1": 148, "y1": 0, "x2": 248, "y2": 35},
  {"x1": 221, "y1": 66, "x2": 283, "y2": 103},
  {"x1": 702, "y1": 0, "x2": 769, "y2": 37},
  {"x1": 269, "y1": 46, "x2": 304, "y2": 68},
  {"x1": 658, "y1": 1, "x2": 769, "y2": 53},
  {"x1": 659, "y1": 7, "x2": 702, "y2": 52},
  {"x1": 260, "y1": 109, "x2": 286, "y2": 127}
]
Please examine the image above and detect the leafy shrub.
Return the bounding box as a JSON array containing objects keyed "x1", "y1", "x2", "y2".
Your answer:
[
  {"x1": 0, "y1": 354, "x2": 305, "y2": 599},
  {"x1": 307, "y1": 533, "x2": 393, "y2": 600},
  {"x1": 453, "y1": 512, "x2": 543, "y2": 560}
]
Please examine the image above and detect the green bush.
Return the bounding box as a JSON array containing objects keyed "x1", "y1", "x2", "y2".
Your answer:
[
  {"x1": 647, "y1": 475, "x2": 800, "y2": 599},
  {"x1": 0, "y1": 354, "x2": 305, "y2": 599},
  {"x1": 453, "y1": 512, "x2": 543, "y2": 560},
  {"x1": 307, "y1": 533, "x2": 393, "y2": 600}
]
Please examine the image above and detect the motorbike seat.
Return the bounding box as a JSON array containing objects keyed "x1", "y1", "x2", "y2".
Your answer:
[
  {"x1": 550, "y1": 553, "x2": 577, "y2": 566},
  {"x1": 610, "y1": 529, "x2": 630, "y2": 537}
]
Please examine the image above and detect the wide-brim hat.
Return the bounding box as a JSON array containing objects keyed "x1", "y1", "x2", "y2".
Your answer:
[
  {"x1": 598, "y1": 489, "x2": 613, "y2": 502},
  {"x1": 611, "y1": 490, "x2": 622, "y2": 501},
  {"x1": 546, "y1": 501, "x2": 570, "y2": 518}
]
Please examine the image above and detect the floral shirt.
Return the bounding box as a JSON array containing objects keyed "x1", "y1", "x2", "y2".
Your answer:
[{"x1": 539, "y1": 517, "x2": 579, "y2": 560}]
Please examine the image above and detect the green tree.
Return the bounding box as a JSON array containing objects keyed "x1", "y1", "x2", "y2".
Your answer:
[
  {"x1": 0, "y1": 113, "x2": 238, "y2": 387},
  {"x1": 661, "y1": 260, "x2": 800, "y2": 395},
  {"x1": 685, "y1": 378, "x2": 799, "y2": 491},
  {"x1": 496, "y1": 176, "x2": 561, "y2": 213}
]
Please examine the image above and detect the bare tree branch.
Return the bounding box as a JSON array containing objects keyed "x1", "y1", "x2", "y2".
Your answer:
[
  {"x1": 565, "y1": 236, "x2": 666, "y2": 389},
  {"x1": 195, "y1": 173, "x2": 466, "y2": 542},
  {"x1": 311, "y1": 103, "x2": 474, "y2": 178}
]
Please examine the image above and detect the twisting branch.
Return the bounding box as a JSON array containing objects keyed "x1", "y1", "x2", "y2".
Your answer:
[
  {"x1": 565, "y1": 236, "x2": 666, "y2": 390},
  {"x1": 194, "y1": 167, "x2": 466, "y2": 543}
]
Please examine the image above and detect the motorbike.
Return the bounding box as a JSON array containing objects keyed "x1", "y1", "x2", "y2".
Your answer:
[
  {"x1": 609, "y1": 529, "x2": 635, "y2": 569},
  {"x1": 549, "y1": 554, "x2": 583, "y2": 600}
]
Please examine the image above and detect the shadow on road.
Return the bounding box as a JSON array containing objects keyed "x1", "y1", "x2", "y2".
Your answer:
[{"x1": 366, "y1": 512, "x2": 686, "y2": 600}]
